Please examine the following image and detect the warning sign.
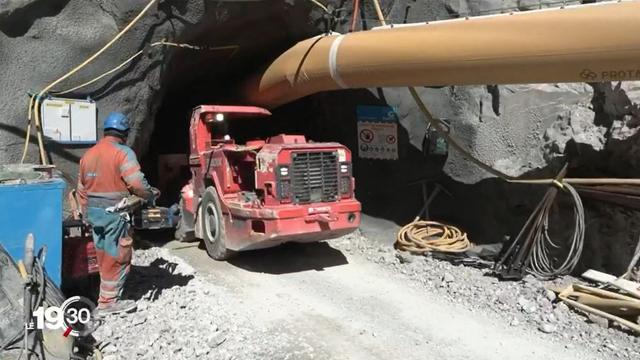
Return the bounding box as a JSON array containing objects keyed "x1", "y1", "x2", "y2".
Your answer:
[{"x1": 356, "y1": 105, "x2": 398, "y2": 160}]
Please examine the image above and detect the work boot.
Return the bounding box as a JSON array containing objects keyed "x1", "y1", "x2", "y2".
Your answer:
[{"x1": 96, "y1": 299, "x2": 137, "y2": 316}]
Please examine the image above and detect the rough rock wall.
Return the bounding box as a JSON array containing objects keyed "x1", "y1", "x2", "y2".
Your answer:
[
  {"x1": 321, "y1": 0, "x2": 640, "y2": 273},
  {"x1": 0, "y1": 0, "x2": 201, "y2": 175},
  {"x1": 0, "y1": 0, "x2": 316, "y2": 177},
  {"x1": 1, "y1": 0, "x2": 639, "y2": 273}
]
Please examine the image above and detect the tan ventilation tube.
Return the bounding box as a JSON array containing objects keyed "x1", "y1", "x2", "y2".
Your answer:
[{"x1": 246, "y1": 0, "x2": 640, "y2": 108}]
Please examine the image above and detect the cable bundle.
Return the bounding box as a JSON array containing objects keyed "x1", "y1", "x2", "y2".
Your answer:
[
  {"x1": 496, "y1": 166, "x2": 586, "y2": 279},
  {"x1": 528, "y1": 182, "x2": 585, "y2": 278},
  {"x1": 0, "y1": 246, "x2": 65, "y2": 354}
]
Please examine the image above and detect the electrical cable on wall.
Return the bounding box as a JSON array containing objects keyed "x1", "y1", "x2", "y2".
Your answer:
[
  {"x1": 21, "y1": 0, "x2": 160, "y2": 165},
  {"x1": 20, "y1": 0, "x2": 239, "y2": 166},
  {"x1": 308, "y1": 0, "x2": 330, "y2": 13},
  {"x1": 51, "y1": 41, "x2": 239, "y2": 95}
]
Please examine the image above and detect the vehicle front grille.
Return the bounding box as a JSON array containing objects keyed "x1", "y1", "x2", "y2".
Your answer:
[{"x1": 290, "y1": 151, "x2": 339, "y2": 204}]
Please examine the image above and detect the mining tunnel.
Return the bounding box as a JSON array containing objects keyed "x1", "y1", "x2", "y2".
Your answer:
[
  {"x1": 144, "y1": 60, "x2": 446, "y2": 227},
  {"x1": 142, "y1": 10, "x2": 447, "y2": 229},
  {"x1": 1, "y1": 0, "x2": 635, "y2": 275},
  {"x1": 137, "y1": 1, "x2": 615, "y2": 271},
  {"x1": 4, "y1": 2, "x2": 640, "y2": 359}
]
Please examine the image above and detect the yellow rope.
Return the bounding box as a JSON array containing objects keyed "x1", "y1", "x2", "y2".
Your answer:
[
  {"x1": 19, "y1": 96, "x2": 36, "y2": 163},
  {"x1": 52, "y1": 41, "x2": 238, "y2": 95}
]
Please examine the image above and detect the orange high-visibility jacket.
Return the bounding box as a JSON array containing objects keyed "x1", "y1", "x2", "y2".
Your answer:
[{"x1": 77, "y1": 136, "x2": 153, "y2": 210}]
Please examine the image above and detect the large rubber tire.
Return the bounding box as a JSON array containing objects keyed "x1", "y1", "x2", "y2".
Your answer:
[
  {"x1": 175, "y1": 199, "x2": 196, "y2": 242},
  {"x1": 200, "y1": 187, "x2": 234, "y2": 260}
]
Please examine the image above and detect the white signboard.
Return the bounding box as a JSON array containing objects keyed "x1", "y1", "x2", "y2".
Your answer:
[{"x1": 356, "y1": 106, "x2": 398, "y2": 160}]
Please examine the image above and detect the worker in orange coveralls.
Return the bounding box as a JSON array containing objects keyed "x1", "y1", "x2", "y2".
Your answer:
[{"x1": 77, "y1": 112, "x2": 157, "y2": 315}]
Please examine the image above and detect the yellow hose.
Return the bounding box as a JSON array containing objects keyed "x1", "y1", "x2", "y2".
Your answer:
[
  {"x1": 19, "y1": 96, "x2": 36, "y2": 163},
  {"x1": 396, "y1": 219, "x2": 472, "y2": 254},
  {"x1": 23, "y1": 0, "x2": 159, "y2": 165}
]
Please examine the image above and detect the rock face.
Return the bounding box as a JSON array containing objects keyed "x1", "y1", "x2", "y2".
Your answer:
[
  {"x1": 1, "y1": 0, "x2": 183, "y2": 169},
  {"x1": 0, "y1": 0, "x2": 317, "y2": 174},
  {"x1": 318, "y1": 0, "x2": 640, "y2": 272},
  {"x1": 1, "y1": 0, "x2": 639, "y2": 272}
]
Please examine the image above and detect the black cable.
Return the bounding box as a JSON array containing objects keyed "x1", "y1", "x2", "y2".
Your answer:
[
  {"x1": 0, "y1": 329, "x2": 24, "y2": 351},
  {"x1": 2, "y1": 345, "x2": 41, "y2": 359},
  {"x1": 528, "y1": 183, "x2": 585, "y2": 278},
  {"x1": 1, "y1": 248, "x2": 64, "y2": 355}
]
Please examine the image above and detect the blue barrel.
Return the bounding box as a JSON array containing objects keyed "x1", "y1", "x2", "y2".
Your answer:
[{"x1": 0, "y1": 179, "x2": 65, "y2": 286}]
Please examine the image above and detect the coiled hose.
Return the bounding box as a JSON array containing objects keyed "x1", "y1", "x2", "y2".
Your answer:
[{"x1": 396, "y1": 219, "x2": 472, "y2": 254}]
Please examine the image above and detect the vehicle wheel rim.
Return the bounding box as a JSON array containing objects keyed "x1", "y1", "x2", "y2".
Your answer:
[{"x1": 204, "y1": 202, "x2": 218, "y2": 241}]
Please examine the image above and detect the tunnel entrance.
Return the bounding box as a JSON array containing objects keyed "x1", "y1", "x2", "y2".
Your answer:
[
  {"x1": 141, "y1": 0, "x2": 318, "y2": 207},
  {"x1": 144, "y1": 63, "x2": 447, "y2": 228},
  {"x1": 130, "y1": 0, "x2": 640, "y2": 277},
  {"x1": 143, "y1": 57, "x2": 447, "y2": 226},
  {"x1": 141, "y1": 50, "x2": 328, "y2": 207},
  {"x1": 141, "y1": 5, "x2": 448, "y2": 227}
]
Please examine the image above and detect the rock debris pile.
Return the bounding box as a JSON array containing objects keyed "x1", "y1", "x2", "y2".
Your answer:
[{"x1": 92, "y1": 248, "x2": 309, "y2": 360}]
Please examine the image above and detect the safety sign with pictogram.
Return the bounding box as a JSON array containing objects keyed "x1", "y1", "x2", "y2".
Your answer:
[{"x1": 356, "y1": 105, "x2": 398, "y2": 160}]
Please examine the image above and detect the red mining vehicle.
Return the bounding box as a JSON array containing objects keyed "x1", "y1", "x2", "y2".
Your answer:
[{"x1": 175, "y1": 105, "x2": 361, "y2": 260}]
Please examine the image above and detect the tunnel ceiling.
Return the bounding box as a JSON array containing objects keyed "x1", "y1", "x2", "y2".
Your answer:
[{"x1": 161, "y1": 0, "x2": 319, "y2": 103}]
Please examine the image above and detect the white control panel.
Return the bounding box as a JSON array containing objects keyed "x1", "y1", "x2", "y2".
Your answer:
[{"x1": 41, "y1": 97, "x2": 97, "y2": 144}]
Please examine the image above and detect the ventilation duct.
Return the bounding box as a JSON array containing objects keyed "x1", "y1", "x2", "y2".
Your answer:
[{"x1": 245, "y1": 0, "x2": 640, "y2": 108}]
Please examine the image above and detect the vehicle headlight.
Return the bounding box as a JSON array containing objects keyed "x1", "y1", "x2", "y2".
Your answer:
[{"x1": 337, "y1": 149, "x2": 347, "y2": 162}]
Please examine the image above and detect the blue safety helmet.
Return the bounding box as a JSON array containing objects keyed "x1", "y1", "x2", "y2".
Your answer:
[{"x1": 104, "y1": 112, "x2": 130, "y2": 132}]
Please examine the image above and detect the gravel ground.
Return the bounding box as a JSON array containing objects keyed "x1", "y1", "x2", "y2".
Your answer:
[
  {"x1": 93, "y1": 247, "x2": 285, "y2": 360},
  {"x1": 90, "y1": 230, "x2": 639, "y2": 360},
  {"x1": 332, "y1": 231, "x2": 640, "y2": 359}
]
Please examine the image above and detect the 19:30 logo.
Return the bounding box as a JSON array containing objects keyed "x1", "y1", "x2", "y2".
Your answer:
[{"x1": 31, "y1": 296, "x2": 97, "y2": 337}]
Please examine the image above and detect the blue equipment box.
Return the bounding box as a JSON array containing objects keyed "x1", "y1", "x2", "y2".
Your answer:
[{"x1": 0, "y1": 179, "x2": 65, "y2": 286}]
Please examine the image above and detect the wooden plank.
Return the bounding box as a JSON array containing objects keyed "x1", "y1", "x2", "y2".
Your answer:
[
  {"x1": 582, "y1": 269, "x2": 640, "y2": 299},
  {"x1": 559, "y1": 296, "x2": 640, "y2": 334}
]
